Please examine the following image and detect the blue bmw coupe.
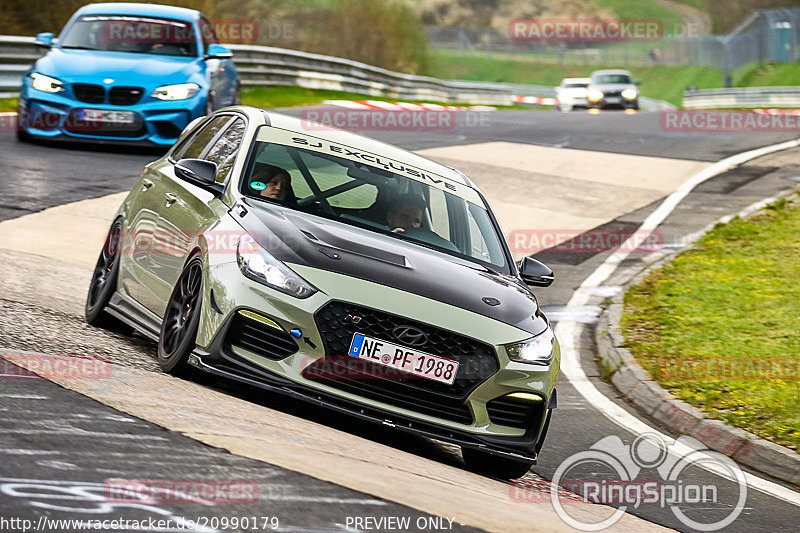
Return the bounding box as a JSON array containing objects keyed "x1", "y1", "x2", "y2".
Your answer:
[{"x1": 18, "y1": 2, "x2": 240, "y2": 146}]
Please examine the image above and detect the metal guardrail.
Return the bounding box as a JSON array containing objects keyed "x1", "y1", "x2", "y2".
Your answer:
[
  {"x1": 0, "y1": 34, "x2": 676, "y2": 110},
  {"x1": 683, "y1": 86, "x2": 800, "y2": 109}
]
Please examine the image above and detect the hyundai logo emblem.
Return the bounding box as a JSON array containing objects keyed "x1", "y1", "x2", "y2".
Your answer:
[{"x1": 392, "y1": 326, "x2": 428, "y2": 347}]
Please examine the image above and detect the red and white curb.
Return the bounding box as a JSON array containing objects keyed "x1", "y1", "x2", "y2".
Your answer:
[
  {"x1": 754, "y1": 108, "x2": 800, "y2": 115},
  {"x1": 513, "y1": 95, "x2": 559, "y2": 106},
  {"x1": 321, "y1": 100, "x2": 496, "y2": 111}
]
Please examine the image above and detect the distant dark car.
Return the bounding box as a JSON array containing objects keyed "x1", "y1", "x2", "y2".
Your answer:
[{"x1": 587, "y1": 69, "x2": 639, "y2": 110}]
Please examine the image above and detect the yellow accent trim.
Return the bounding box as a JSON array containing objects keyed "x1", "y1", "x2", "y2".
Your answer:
[
  {"x1": 507, "y1": 392, "x2": 543, "y2": 401},
  {"x1": 238, "y1": 309, "x2": 282, "y2": 330}
]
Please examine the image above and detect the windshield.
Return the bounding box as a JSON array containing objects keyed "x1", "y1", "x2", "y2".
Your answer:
[
  {"x1": 592, "y1": 74, "x2": 632, "y2": 84},
  {"x1": 239, "y1": 140, "x2": 509, "y2": 272},
  {"x1": 59, "y1": 15, "x2": 197, "y2": 57}
]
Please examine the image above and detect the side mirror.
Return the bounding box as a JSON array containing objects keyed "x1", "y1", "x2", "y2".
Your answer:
[
  {"x1": 519, "y1": 256, "x2": 554, "y2": 287},
  {"x1": 174, "y1": 158, "x2": 223, "y2": 195},
  {"x1": 205, "y1": 44, "x2": 233, "y2": 59},
  {"x1": 35, "y1": 32, "x2": 54, "y2": 48}
]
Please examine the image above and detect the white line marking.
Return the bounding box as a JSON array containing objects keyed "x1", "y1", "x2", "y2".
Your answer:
[{"x1": 555, "y1": 138, "x2": 800, "y2": 506}]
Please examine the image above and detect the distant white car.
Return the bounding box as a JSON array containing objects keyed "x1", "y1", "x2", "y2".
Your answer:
[{"x1": 555, "y1": 77, "x2": 591, "y2": 112}]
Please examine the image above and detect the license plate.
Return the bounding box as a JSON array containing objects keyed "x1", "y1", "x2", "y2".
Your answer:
[
  {"x1": 347, "y1": 333, "x2": 459, "y2": 385},
  {"x1": 605, "y1": 97, "x2": 621, "y2": 104},
  {"x1": 80, "y1": 109, "x2": 135, "y2": 124}
]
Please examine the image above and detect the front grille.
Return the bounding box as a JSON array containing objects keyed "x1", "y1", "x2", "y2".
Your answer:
[
  {"x1": 225, "y1": 312, "x2": 299, "y2": 361},
  {"x1": 73, "y1": 84, "x2": 105, "y2": 104},
  {"x1": 110, "y1": 86, "x2": 144, "y2": 106},
  {"x1": 486, "y1": 395, "x2": 545, "y2": 429},
  {"x1": 302, "y1": 358, "x2": 474, "y2": 424},
  {"x1": 309, "y1": 301, "x2": 500, "y2": 424}
]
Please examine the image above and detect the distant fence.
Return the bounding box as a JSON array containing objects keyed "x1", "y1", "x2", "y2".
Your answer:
[
  {"x1": 427, "y1": 7, "x2": 800, "y2": 73},
  {"x1": 0, "y1": 35, "x2": 675, "y2": 110}
]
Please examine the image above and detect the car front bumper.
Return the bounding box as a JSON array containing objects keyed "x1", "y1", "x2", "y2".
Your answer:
[
  {"x1": 18, "y1": 84, "x2": 206, "y2": 145},
  {"x1": 193, "y1": 258, "x2": 560, "y2": 461}
]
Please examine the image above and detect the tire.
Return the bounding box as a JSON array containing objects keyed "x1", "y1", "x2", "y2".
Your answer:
[
  {"x1": 85, "y1": 219, "x2": 125, "y2": 329},
  {"x1": 16, "y1": 103, "x2": 31, "y2": 143},
  {"x1": 157, "y1": 255, "x2": 204, "y2": 375},
  {"x1": 461, "y1": 447, "x2": 534, "y2": 480}
]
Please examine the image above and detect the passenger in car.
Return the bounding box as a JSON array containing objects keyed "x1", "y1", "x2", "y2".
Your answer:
[
  {"x1": 251, "y1": 164, "x2": 294, "y2": 203},
  {"x1": 387, "y1": 194, "x2": 425, "y2": 233}
]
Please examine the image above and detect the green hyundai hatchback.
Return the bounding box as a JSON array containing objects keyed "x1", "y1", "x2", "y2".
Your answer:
[{"x1": 86, "y1": 106, "x2": 560, "y2": 478}]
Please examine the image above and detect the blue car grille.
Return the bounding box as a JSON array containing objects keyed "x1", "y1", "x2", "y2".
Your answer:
[
  {"x1": 110, "y1": 87, "x2": 144, "y2": 106},
  {"x1": 72, "y1": 84, "x2": 105, "y2": 104}
]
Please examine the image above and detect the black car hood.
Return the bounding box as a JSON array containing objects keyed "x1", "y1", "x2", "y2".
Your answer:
[{"x1": 235, "y1": 199, "x2": 548, "y2": 335}]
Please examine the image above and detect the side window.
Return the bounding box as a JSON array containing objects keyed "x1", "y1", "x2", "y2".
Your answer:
[
  {"x1": 171, "y1": 116, "x2": 231, "y2": 161},
  {"x1": 199, "y1": 18, "x2": 218, "y2": 52},
  {"x1": 204, "y1": 118, "x2": 246, "y2": 183}
]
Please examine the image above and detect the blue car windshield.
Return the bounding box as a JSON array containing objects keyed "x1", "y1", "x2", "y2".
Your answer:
[
  {"x1": 59, "y1": 15, "x2": 197, "y2": 57},
  {"x1": 239, "y1": 141, "x2": 509, "y2": 272}
]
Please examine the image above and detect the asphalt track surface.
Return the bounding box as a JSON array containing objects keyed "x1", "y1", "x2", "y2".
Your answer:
[{"x1": 1, "y1": 109, "x2": 800, "y2": 532}]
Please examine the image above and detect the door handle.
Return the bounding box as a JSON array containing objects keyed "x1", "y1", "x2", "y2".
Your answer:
[
  {"x1": 142, "y1": 179, "x2": 154, "y2": 191},
  {"x1": 165, "y1": 193, "x2": 179, "y2": 206}
]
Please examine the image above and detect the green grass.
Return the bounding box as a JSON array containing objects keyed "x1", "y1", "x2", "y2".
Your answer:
[
  {"x1": 621, "y1": 196, "x2": 800, "y2": 451},
  {"x1": 0, "y1": 98, "x2": 17, "y2": 112},
  {"x1": 734, "y1": 62, "x2": 800, "y2": 87},
  {"x1": 593, "y1": 0, "x2": 685, "y2": 33},
  {"x1": 425, "y1": 49, "x2": 722, "y2": 106},
  {"x1": 240, "y1": 85, "x2": 527, "y2": 109}
]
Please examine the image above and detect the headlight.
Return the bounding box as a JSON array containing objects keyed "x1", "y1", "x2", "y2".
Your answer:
[
  {"x1": 237, "y1": 234, "x2": 317, "y2": 299},
  {"x1": 587, "y1": 88, "x2": 604, "y2": 101},
  {"x1": 622, "y1": 88, "x2": 638, "y2": 99},
  {"x1": 151, "y1": 83, "x2": 200, "y2": 101},
  {"x1": 505, "y1": 326, "x2": 555, "y2": 365},
  {"x1": 30, "y1": 73, "x2": 64, "y2": 93}
]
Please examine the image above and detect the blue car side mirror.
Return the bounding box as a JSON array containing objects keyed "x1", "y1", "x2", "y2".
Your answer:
[
  {"x1": 35, "y1": 32, "x2": 54, "y2": 48},
  {"x1": 205, "y1": 44, "x2": 233, "y2": 59}
]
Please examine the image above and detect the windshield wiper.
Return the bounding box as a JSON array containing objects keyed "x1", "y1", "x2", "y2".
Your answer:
[{"x1": 60, "y1": 45, "x2": 101, "y2": 50}]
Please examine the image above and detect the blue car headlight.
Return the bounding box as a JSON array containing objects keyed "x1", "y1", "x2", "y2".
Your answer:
[
  {"x1": 237, "y1": 234, "x2": 317, "y2": 299},
  {"x1": 505, "y1": 326, "x2": 555, "y2": 365},
  {"x1": 30, "y1": 73, "x2": 65, "y2": 93},
  {"x1": 152, "y1": 83, "x2": 200, "y2": 101}
]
